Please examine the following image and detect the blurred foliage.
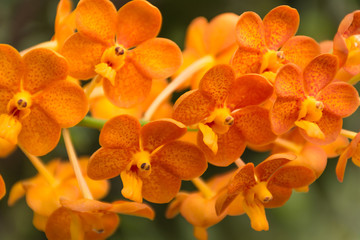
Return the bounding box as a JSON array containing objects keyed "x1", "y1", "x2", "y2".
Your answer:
[{"x1": 0, "y1": 0, "x2": 359, "y2": 239}]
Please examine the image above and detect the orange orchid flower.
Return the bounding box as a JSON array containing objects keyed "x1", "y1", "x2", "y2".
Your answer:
[
  {"x1": 0, "y1": 45, "x2": 88, "y2": 156},
  {"x1": 60, "y1": 0, "x2": 182, "y2": 108},
  {"x1": 172, "y1": 13, "x2": 238, "y2": 90},
  {"x1": 216, "y1": 153, "x2": 316, "y2": 231},
  {"x1": 0, "y1": 174, "x2": 5, "y2": 200},
  {"x1": 166, "y1": 172, "x2": 244, "y2": 240},
  {"x1": 8, "y1": 158, "x2": 109, "y2": 231},
  {"x1": 173, "y1": 64, "x2": 276, "y2": 166},
  {"x1": 87, "y1": 114, "x2": 207, "y2": 203},
  {"x1": 270, "y1": 53, "x2": 359, "y2": 145},
  {"x1": 45, "y1": 198, "x2": 154, "y2": 240},
  {"x1": 231, "y1": 5, "x2": 320, "y2": 81},
  {"x1": 333, "y1": 10, "x2": 360, "y2": 82},
  {"x1": 336, "y1": 132, "x2": 360, "y2": 182}
]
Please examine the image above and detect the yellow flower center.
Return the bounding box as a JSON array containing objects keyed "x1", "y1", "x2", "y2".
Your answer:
[
  {"x1": 120, "y1": 150, "x2": 151, "y2": 202},
  {"x1": 7, "y1": 91, "x2": 32, "y2": 119},
  {"x1": 0, "y1": 91, "x2": 33, "y2": 145},
  {"x1": 298, "y1": 96, "x2": 324, "y2": 122},
  {"x1": 295, "y1": 96, "x2": 325, "y2": 139},
  {"x1": 95, "y1": 44, "x2": 127, "y2": 86},
  {"x1": 206, "y1": 107, "x2": 234, "y2": 134},
  {"x1": 260, "y1": 50, "x2": 286, "y2": 73}
]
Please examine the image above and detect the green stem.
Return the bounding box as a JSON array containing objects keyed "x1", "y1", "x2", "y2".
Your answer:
[{"x1": 76, "y1": 116, "x2": 107, "y2": 130}]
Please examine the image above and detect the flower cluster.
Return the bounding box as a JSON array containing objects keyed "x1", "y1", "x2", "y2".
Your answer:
[{"x1": 0, "y1": 1, "x2": 359, "y2": 239}]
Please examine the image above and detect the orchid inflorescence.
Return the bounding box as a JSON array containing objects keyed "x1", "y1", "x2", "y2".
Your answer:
[{"x1": 0, "y1": 0, "x2": 359, "y2": 239}]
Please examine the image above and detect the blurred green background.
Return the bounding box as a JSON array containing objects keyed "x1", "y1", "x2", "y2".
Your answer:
[{"x1": 0, "y1": 0, "x2": 360, "y2": 239}]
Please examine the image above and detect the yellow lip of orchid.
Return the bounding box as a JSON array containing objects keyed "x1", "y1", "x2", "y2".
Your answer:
[
  {"x1": 205, "y1": 107, "x2": 233, "y2": 135},
  {"x1": 6, "y1": 91, "x2": 33, "y2": 121},
  {"x1": 260, "y1": 50, "x2": 286, "y2": 73},
  {"x1": 95, "y1": 44, "x2": 127, "y2": 86}
]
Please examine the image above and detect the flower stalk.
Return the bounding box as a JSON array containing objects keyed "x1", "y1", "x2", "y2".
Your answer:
[
  {"x1": 143, "y1": 55, "x2": 214, "y2": 121},
  {"x1": 62, "y1": 128, "x2": 93, "y2": 200},
  {"x1": 19, "y1": 145, "x2": 57, "y2": 186}
]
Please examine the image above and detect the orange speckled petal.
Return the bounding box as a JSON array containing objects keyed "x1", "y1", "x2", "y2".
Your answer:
[
  {"x1": 0, "y1": 87, "x2": 15, "y2": 114},
  {"x1": 263, "y1": 184, "x2": 292, "y2": 208},
  {"x1": 173, "y1": 90, "x2": 214, "y2": 126},
  {"x1": 274, "y1": 63, "x2": 304, "y2": 98},
  {"x1": 303, "y1": 54, "x2": 338, "y2": 96},
  {"x1": 116, "y1": 0, "x2": 161, "y2": 48},
  {"x1": 233, "y1": 106, "x2": 277, "y2": 145},
  {"x1": 270, "y1": 97, "x2": 302, "y2": 135},
  {"x1": 22, "y1": 48, "x2": 68, "y2": 94},
  {"x1": 255, "y1": 153, "x2": 295, "y2": 181},
  {"x1": 103, "y1": 61, "x2": 152, "y2": 108},
  {"x1": 0, "y1": 174, "x2": 5, "y2": 200},
  {"x1": 317, "y1": 82, "x2": 360, "y2": 118},
  {"x1": 34, "y1": 80, "x2": 88, "y2": 128},
  {"x1": 263, "y1": 6, "x2": 299, "y2": 50},
  {"x1": 0, "y1": 44, "x2": 23, "y2": 91},
  {"x1": 100, "y1": 115, "x2": 140, "y2": 149},
  {"x1": 281, "y1": 36, "x2": 321, "y2": 69},
  {"x1": 141, "y1": 119, "x2": 187, "y2": 153},
  {"x1": 199, "y1": 64, "x2": 235, "y2": 104},
  {"x1": 45, "y1": 207, "x2": 72, "y2": 240},
  {"x1": 60, "y1": 32, "x2": 107, "y2": 80},
  {"x1": 130, "y1": 38, "x2": 182, "y2": 79},
  {"x1": 76, "y1": 0, "x2": 116, "y2": 44},
  {"x1": 185, "y1": 17, "x2": 207, "y2": 54},
  {"x1": 88, "y1": 147, "x2": 133, "y2": 180},
  {"x1": 204, "y1": 13, "x2": 238, "y2": 55},
  {"x1": 299, "y1": 111, "x2": 343, "y2": 145},
  {"x1": 142, "y1": 162, "x2": 181, "y2": 204},
  {"x1": 151, "y1": 141, "x2": 207, "y2": 180},
  {"x1": 230, "y1": 46, "x2": 262, "y2": 75},
  {"x1": 197, "y1": 126, "x2": 246, "y2": 167},
  {"x1": 18, "y1": 105, "x2": 61, "y2": 156},
  {"x1": 60, "y1": 198, "x2": 112, "y2": 212},
  {"x1": 267, "y1": 164, "x2": 316, "y2": 188},
  {"x1": 235, "y1": 12, "x2": 266, "y2": 51},
  {"x1": 111, "y1": 200, "x2": 155, "y2": 220},
  {"x1": 227, "y1": 74, "x2": 273, "y2": 110},
  {"x1": 228, "y1": 163, "x2": 256, "y2": 195},
  {"x1": 336, "y1": 133, "x2": 360, "y2": 182},
  {"x1": 215, "y1": 190, "x2": 238, "y2": 216}
]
